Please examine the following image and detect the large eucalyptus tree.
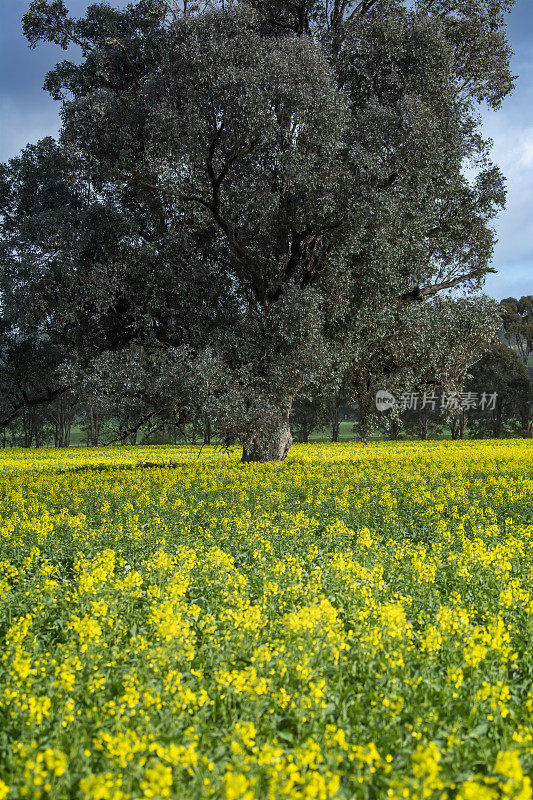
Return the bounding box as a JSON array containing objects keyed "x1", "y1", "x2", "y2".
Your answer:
[{"x1": 0, "y1": 0, "x2": 513, "y2": 459}]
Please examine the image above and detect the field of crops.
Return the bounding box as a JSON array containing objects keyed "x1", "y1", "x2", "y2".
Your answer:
[{"x1": 1, "y1": 440, "x2": 533, "y2": 800}]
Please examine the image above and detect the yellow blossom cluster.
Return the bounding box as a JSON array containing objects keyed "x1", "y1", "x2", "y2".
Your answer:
[{"x1": 0, "y1": 439, "x2": 533, "y2": 798}]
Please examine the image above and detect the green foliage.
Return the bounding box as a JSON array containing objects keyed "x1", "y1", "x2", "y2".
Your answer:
[
  {"x1": 500, "y1": 296, "x2": 533, "y2": 365},
  {"x1": 0, "y1": 0, "x2": 516, "y2": 458},
  {"x1": 465, "y1": 342, "x2": 532, "y2": 438}
]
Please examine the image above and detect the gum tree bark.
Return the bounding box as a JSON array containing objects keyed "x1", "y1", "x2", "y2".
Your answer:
[{"x1": 241, "y1": 415, "x2": 293, "y2": 463}]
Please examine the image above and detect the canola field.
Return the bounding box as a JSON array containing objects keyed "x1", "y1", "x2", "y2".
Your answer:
[{"x1": 1, "y1": 440, "x2": 533, "y2": 800}]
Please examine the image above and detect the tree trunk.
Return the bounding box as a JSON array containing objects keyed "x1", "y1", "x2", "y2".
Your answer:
[
  {"x1": 355, "y1": 395, "x2": 372, "y2": 442},
  {"x1": 55, "y1": 396, "x2": 72, "y2": 447},
  {"x1": 419, "y1": 412, "x2": 428, "y2": 441},
  {"x1": 191, "y1": 417, "x2": 198, "y2": 445},
  {"x1": 458, "y1": 410, "x2": 466, "y2": 440},
  {"x1": 295, "y1": 424, "x2": 310, "y2": 443},
  {"x1": 330, "y1": 394, "x2": 340, "y2": 442},
  {"x1": 88, "y1": 405, "x2": 100, "y2": 447},
  {"x1": 450, "y1": 417, "x2": 459, "y2": 440},
  {"x1": 389, "y1": 418, "x2": 399, "y2": 441},
  {"x1": 23, "y1": 411, "x2": 32, "y2": 448},
  {"x1": 492, "y1": 399, "x2": 503, "y2": 438},
  {"x1": 204, "y1": 415, "x2": 211, "y2": 445},
  {"x1": 241, "y1": 417, "x2": 293, "y2": 463},
  {"x1": 520, "y1": 403, "x2": 531, "y2": 437}
]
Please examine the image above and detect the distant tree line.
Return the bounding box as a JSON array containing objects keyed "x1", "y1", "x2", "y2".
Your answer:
[
  {"x1": 2, "y1": 298, "x2": 531, "y2": 448},
  {"x1": 291, "y1": 309, "x2": 532, "y2": 443}
]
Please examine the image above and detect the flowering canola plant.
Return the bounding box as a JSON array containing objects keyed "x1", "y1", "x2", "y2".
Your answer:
[{"x1": 1, "y1": 439, "x2": 533, "y2": 799}]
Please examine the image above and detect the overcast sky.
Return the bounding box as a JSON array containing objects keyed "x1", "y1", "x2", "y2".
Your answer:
[{"x1": 1, "y1": 0, "x2": 532, "y2": 300}]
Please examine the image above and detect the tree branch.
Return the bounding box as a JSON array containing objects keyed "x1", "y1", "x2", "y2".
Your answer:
[
  {"x1": 401, "y1": 267, "x2": 497, "y2": 303},
  {"x1": 1, "y1": 385, "x2": 67, "y2": 428},
  {"x1": 348, "y1": 0, "x2": 377, "y2": 19}
]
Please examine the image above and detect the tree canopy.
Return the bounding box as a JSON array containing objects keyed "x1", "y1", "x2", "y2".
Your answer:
[
  {"x1": 0, "y1": 0, "x2": 514, "y2": 459},
  {"x1": 500, "y1": 296, "x2": 533, "y2": 365}
]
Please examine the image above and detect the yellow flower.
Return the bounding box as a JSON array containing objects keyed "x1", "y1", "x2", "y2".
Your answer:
[{"x1": 223, "y1": 771, "x2": 256, "y2": 800}]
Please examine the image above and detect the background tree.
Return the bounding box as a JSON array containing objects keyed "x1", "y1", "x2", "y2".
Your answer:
[
  {"x1": 0, "y1": 311, "x2": 67, "y2": 434},
  {"x1": 350, "y1": 296, "x2": 501, "y2": 440},
  {"x1": 290, "y1": 393, "x2": 331, "y2": 443},
  {"x1": 465, "y1": 343, "x2": 532, "y2": 438},
  {"x1": 500, "y1": 296, "x2": 533, "y2": 365},
  {"x1": 0, "y1": 0, "x2": 515, "y2": 460}
]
